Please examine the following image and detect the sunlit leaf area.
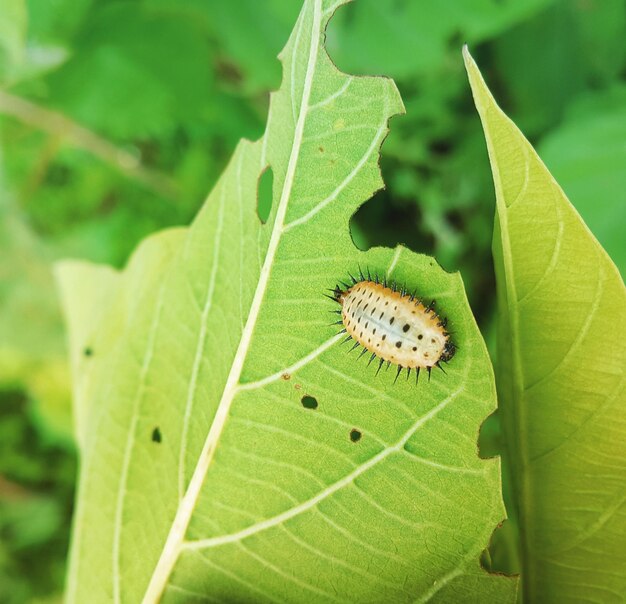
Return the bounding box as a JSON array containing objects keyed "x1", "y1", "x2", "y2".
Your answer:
[{"x1": 0, "y1": 0, "x2": 624, "y2": 602}]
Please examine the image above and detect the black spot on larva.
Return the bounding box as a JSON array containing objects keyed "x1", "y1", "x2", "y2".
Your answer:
[
  {"x1": 431, "y1": 339, "x2": 436, "y2": 343},
  {"x1": 385, "y1": 301, "x2": 389, "y2": 305},
  {"x1": 151, "y1": 427, "x2": 162, "y2": 443},
  {"x1": 412, "y1": 346, "x2": 417, "y2": 351},
  {"x1": 389, "y1": 317, "x2": 395, "y2": 325},
  {"x1": 365, "y1": 322, "x2": 369, "y2": 328},
  {"x1": 403, "y1": 324, "x2": 410, "y2": 333},
  {"x1": 382, "y1": 334, "x2": 386, "y2": 341},
  {"x1": 418, "y1": 334, "x2": 423, "y2": 340},
  {"x1": 373, "y1": 328, "x2": 377, "y2": 334},
  {"x1": 301, "y1": 395, "x2": 318, "y2": 410},
  {"x1": 84, "y1": 347, "x2": 93, "y2": 357},
  {"x1": 364, "y1": 304, "x2": 368, "y2": 310},
  {"x1": 395, "y1": 341, "x2": 402, "y2": 348},
  {"x1": 350, "y1": 429, "x2": 362, "y2": 442}
]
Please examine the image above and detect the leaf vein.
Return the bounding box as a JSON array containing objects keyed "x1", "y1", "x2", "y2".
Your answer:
[{"x1": 182, "y1": 385, "x2": 463, "y2": 550}]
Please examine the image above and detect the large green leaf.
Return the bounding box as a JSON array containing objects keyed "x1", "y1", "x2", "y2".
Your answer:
[
  {"x1": 55, "y1": 2, "x2": 516, "y2": 601},
  {"x1": 464, "y1": 49, "x2": 626, "y2": 602}
]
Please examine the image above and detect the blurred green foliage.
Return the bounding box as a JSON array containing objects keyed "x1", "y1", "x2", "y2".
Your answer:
[{"x1": 0, "y1": 0, "x2": 624, "y2": 601}]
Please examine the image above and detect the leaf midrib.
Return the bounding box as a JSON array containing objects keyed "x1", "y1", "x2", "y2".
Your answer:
[
  {"x1": 469, "y1": 90, "x2": 533, "y2": 598},
  {"x1": 140, "y1": 2, "x2": 323, "y2": 601}
]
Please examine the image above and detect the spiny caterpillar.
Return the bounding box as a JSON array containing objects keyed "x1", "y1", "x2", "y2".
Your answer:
[{"x1": 327, "y1": 270, "x2": 456, "y2": 383}]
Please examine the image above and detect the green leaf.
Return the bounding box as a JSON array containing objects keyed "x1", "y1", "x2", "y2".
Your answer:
[
  {"x1": 44, "y1": 4, "x2": 214, "y2": 139},
  {"x1": 539, "y1": 85, "x2": 626, "y2": 276},
  {"x1": 0, "y1": 195, "x2": 72, "y2": 439},
  {"x1": 491, "y1": 0, "x2": 626, "y2": 136},
  {"x1": 0, "y1": 0, "x2": 26, "y2": 84},
  {"x1": 57, "y1": 2, "x2": 516, "y2": 601},
  {"x1": 326, "y1": 0, "x2": 555, "y2": 82},
  {"x1": 144, "y1": 0, "x2": 301, "y2": 94},
  {"x1": 464, "y1": 48, "x2": 626, "y2": 602}
]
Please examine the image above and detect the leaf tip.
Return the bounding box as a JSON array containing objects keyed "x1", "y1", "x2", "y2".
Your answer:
[{"x1": 462, "y1": 45, "x2": 480, "y2": 89}]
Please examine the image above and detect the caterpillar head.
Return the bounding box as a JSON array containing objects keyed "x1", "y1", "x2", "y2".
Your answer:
[{"x1": 440, "y1": 340, "x2": 456, "y2": 363}]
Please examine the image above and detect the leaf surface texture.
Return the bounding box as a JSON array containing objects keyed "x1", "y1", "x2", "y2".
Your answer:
[
  {"x1": 57, "y1": 5, "x2": 516, "y2": 602},
  {"x1": 465, "y1": 48, "x2": 626, "y2": 603}
]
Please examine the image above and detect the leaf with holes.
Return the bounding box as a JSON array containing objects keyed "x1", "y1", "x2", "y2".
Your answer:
[
  {"x1": 55, "y1": 2, "x2": 517, "y2": 602},
  {"x1": 465, "y1": 49, "x2": 626, "y2": 602}
]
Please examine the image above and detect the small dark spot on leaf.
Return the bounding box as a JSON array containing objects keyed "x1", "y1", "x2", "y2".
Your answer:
[
  {"x1": 301, "y1": 395, "x2": 318, "y2": 410},
  {"x1": 350, "y1": 429, "x2": 362, "y2": 442},
  {"x1": 281, "y1": 373, "x2": 291, "y2": 381},
  {"x1": 84, "y1": 347, "x2": 93, "y2": 357},
  {"x1": 152, "y1": 427, "x2": 162, "y2": 443}
]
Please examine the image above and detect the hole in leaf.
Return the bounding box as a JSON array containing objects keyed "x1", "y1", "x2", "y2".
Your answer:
[
  {"x1": 349, "y1": 184, "x2": 433, "y2": 256},
  {"x1": 480, "y1": 519, "x2": 520, "y2": 577},
  {"x1": 349, "y1": 429, "x2": 362, "y2": 442},
  {"x1": 151, "y1": 427, "x2": 162, "y2": 443},
  {"x1": 301, "y1": 395, "x2": 318, "y2": 410},
  {"x1": 257, "y1": 166, "x2": 274, "y2": 223},
  {"x1": 478, "y1": 409, "x2": 501, "y2": 460}
]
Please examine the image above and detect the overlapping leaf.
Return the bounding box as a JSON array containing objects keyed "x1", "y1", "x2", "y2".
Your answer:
[
  {"x1": 56, "y1": 3, "x2": 516, "y2": 601},
  {"x1": 465, "y1": 48, "x2": 626, "y2": 602}
]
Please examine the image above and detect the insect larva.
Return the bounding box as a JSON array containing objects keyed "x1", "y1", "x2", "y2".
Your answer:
[{"x1": 327, "y1": 272, "x2": 455, "y2": 383}]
